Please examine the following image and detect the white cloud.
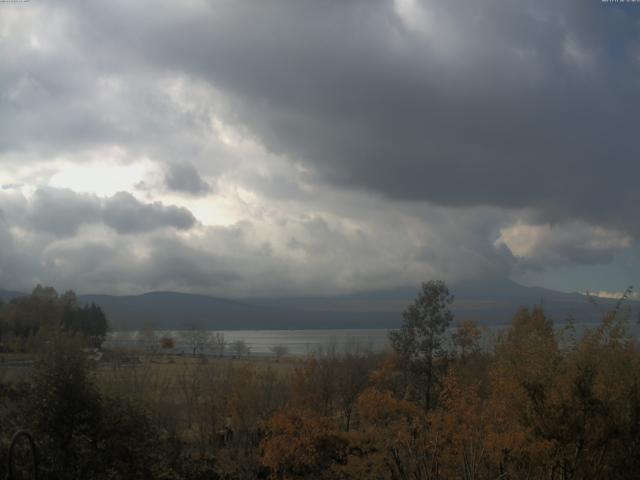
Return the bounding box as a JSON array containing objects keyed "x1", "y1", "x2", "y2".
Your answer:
[
  {"x1": 496, "y1": 221, "x2": 632, "y2": 268},
  {"x1": 587, "y1": 290, "x2": 639, "y2": 300}
]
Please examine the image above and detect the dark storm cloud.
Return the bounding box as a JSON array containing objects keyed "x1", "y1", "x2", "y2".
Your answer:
[
  {"x1": 1, "y1": 0, "x2": 638, "y2": 294},
  {"x1": 6, "y1": 0, "x2": 639, "y2": 234},
  {"x1": 164, "y1": 163, "x2": 212, "y2": 196},
  {"x1": 60, "y1": 0, "x2": 640, "y2": 234},
  {"x1": 24, "y1": 188, "x2": 196, "y2": 236}
]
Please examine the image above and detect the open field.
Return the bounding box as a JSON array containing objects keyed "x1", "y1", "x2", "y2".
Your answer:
[{"x1": 0, "y1": 350, "x2": 296, "y2": 383}]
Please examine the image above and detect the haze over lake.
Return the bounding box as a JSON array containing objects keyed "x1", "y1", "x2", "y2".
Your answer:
[{"x1": 106, "y1": 320, "x2": 626, "y2": 357}]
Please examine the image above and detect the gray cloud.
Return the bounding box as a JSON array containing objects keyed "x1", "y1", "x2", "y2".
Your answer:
[
  {"x1": 63, "y1": 0, "x2": 635, "y2": 234},
  {"x1": 0, "y1": 210, "x2": 38, "y2": 289},
  {"x1": 0, "y1": 1, "x2": 638, "y2": 295},
  {"x1": 164, "y1": 162, "x2": 212, "y2": 196},
  {"x1": 39, "y1": 233, "x2": 240, "y2": 295},
  {"x1": 22, "y1": 188, "x2": 196, "y2": 236},
  {"x1": 0, "y1": 183, "x2": 525, "y2": 296},
  {"x1": 28, "y1": 187, "x2": 102, "y2": 236},
  {"x1": 5, "y1": 2, "x2": 639, "y2": 226},
  {"x1": 102, "y1": 191, "x2": 196, "y2": 234}
]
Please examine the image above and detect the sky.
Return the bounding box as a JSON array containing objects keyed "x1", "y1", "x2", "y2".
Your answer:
[{"x1": 1, "y1": 0, "x2": 639, "y2": 298}]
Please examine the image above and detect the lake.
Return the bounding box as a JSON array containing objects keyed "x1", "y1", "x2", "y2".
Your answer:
[
  {"x1": 105, "y1": 328, "x2": 393, "y2": 357},
  {"x1": 105, "y1": 322, "x2": 611, "y2": 357}
]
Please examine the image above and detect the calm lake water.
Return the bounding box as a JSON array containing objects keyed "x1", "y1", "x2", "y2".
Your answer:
[
  {"x1": 106, "y1": 329, "x2": 392, "y2": 356},
  {"x1": 105, "y1": 321, "x2": 614, "y2": 357}
]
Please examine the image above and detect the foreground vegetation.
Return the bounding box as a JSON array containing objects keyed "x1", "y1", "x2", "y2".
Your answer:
[{"x1": 1, "y1": 281, "x2": 640, "y2": 479}]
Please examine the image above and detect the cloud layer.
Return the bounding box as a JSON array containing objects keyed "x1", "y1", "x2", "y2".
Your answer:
[
  {"x1": 0, "y1": 0, "x2": 638, "y2": 295},
  {"x1": 25, "y1": 188, "x2": 196, "y2": 236}
]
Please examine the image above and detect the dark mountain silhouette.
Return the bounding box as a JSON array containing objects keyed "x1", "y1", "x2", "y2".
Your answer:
[
  {"x1": 0, "y1": 289, "x2": 27, "y2": 303},
  {"x1": 246, "y1": 278, "x2": 635, "y2": 328},
  {"x1": 1, "y1": 279, "x2": 636, "y2": 330},
  {"x1": 77, "y1": 291, "x2": 394, "y2": 330}
]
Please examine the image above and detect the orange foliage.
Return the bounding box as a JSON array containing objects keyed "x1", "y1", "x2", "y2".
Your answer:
[
  {"x1": 261, "y1": 303, "x2": 640, "y2": 479},
  {"x1": 260, "y1": 409, "x2": 346, "y2": 480},
  {"x1": 428, "y1": 371, "x2": 488, "y2": 479},
  {"x1": 289, "y1": 357, "x2": 322, "y2": 411},
  {"x1": 336, "y1": 388, "x2": 439, "y2": 479}
]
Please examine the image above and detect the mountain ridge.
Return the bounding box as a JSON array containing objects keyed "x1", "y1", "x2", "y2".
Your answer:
[{"x1": 1, "y1": 278, "x2": 636, "y2": 330}]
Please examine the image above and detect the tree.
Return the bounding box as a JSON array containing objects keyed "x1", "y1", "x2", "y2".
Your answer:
[
  {"x1": 62, "y1": 302, "x2": 109, "y2": 347},
  {"x1": 429, "y1": 371, "x2": 488, "y2": 480},
  {"x1": 8, "y1": 285, "x2": 61, "y2": 341},
  {"x1": 0, "y1": 299, "x2": 8, "y2": 345},
  {"x1": 25, "y1": 328, "x2": 102, "y2": 475},
  {"x1": 83, "y1": 303, "x2": 109, "y2": 347},
  {"x1": 261, "y1": 409, "x2": 347, "y2": 480},
  {"x1": 342, "y1": 387, "x2": 437, "y2": 480},
  {"x1": 389, "y1": 280, "x2": 454, "y2": 411},
  {"x1": 485, "y1": 303, "x2": 640, "y2": 478},
  {"x1": 3, "y1": 287, "x2": 109, "y2": 350},
  {"x1": 160, "y1": 335, "x2": 175, "y2": 350},
  {"x1": 59, "y1": 290, "x2": 79, "y2": 309},
  {"x1": 451, "y1": 320, "x2": 483, "y2": 360},
  {"x1": 232, "y1": 340, "x2": 250, "y2": 358},
  {"x1": 211, "y1": 332, "x2": 226, "y2": 358},
  {"x1": 336, "y1": 351, "x2": 372, "y2": 431},
  {"x1": 180, "y1": 327, "x2": 211, "y2": 357},
  {"x1": 138, "y1": 322, "x2": 159, "y2": 354},
  {"x1": 270, "y1": 344, "x2": 289, "y2": 362},
  {"x1": 23, "y1": 328, "x2": 173, "y2": 479}
]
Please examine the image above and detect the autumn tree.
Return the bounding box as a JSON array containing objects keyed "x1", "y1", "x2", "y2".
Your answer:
[
  {"x1": 289, "y1": 357, "x2": 324, "y2": 413},
  {"x1": 451, "y1": 320, "x2": 483, "y2": 360},
  {"x1": 160, "y1": 335, "x2": 175, "y2": 350},
  {"x1": 336, "y1": 350, "x2": 372, "y2": 431},
  {"x1": 428, "y1": 371, "x2": 489, "y2": 480},
  {"x1": 389, "y1": 280, "x2": 454, "y2": 411},
  {"x1": 342, "y1": 387, "x2": 438, "y2": 480},
  {"x1": 261, "y1": 409, "x2": 347, "y2": 480},
  {"x1": 288, "y1": 351, "x2": 341, "y2": 417}
]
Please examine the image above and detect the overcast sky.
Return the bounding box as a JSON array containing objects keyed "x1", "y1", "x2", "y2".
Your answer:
[{"x1": 1, "y1": 0, "x2": 639, "y2": 297}]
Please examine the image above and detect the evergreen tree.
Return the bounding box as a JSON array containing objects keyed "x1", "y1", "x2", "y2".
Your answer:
[{"x1": 389, "y1": 280, "x2": 453, "y2": 411}]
